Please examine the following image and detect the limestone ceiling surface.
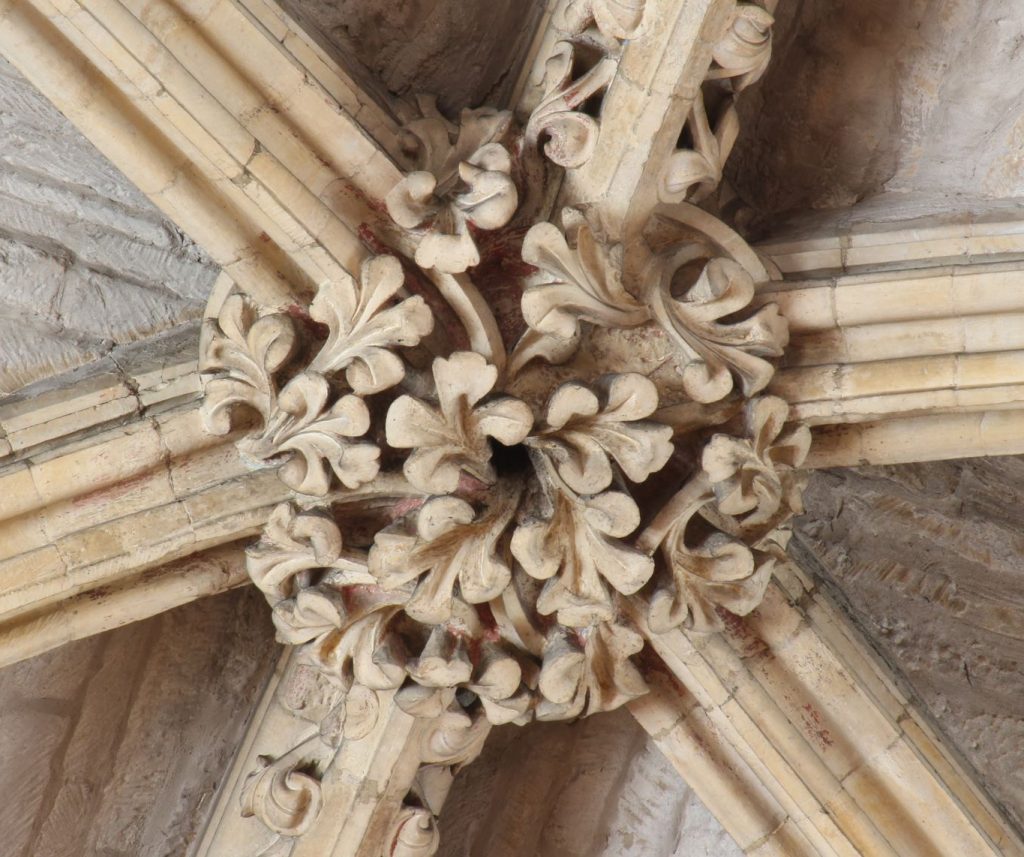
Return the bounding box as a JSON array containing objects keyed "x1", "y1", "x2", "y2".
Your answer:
[
  {"x1": 3, "y1": 606, "x2": 743, "y2": 857},
  {"x1": 0, "y1": 588, "x2": 276, "y2": 857},
  {"x1": 795, "y1": 460, "x2": 1024, "y2": 831},
  {"x1": 0, "y1": 57, "x2": 218, "y2": 394},
  {"x1": 280, "y1": 0, "x2": 548, "y2": 113},
  {"x1": 2, "y1": 0, "x2": 1024, "y2": 854},
  {"x1": 731, "y1": 0, "x2": 1024, "y2": 217},
  {"x1": 437, "y1": 709, "x2": 743, "y2": 857}
]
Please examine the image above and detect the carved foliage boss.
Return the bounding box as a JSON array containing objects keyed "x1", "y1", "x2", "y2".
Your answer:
[{"x1": 199, "y1": 0, "x2": 799, "y2": 845}]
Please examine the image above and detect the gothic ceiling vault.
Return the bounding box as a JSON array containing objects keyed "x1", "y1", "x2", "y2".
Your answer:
[{"x1": 0, "y1": 1, "x2": 1022, "y2": 856}]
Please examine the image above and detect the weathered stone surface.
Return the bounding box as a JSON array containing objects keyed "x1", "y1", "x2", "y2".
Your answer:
[
  {"x1": 0, "y1": 1, "x2": 1019, "y2": 847},
  {"x1": 732, "y1": 1, "x2": 1024, "y2": 216},
  {"x1": 0, "y1": 57, "x2": 217, "y2": 394},
  {"x1": 794, "y1": 458, "x2": 1024, "y2": 831},
  {"x1": 0, "y1": 586, "x2": 276, "y2": 857},
  {"x1": 438, "y1": 708, "x2": 742, "y2": 857},
  {"x1": 284, "y1": 0, "x2": 547, "y2": 112}
]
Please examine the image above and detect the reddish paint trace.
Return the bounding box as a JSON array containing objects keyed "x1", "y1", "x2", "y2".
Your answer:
[
  {"x1": 332, "y1": 173, "x2": 388, "y2": 217},
  {"x1": 358, "y1": 222, "x2": 471, "y2": 352},
  {"x1": 470, "y1": 225, "x2": 537, "y2": 349},
  {"x1": 72, "y1": 470, "x2": 151, "y2": 508},
  {"x1": 357, "y1": 223, "x2": 392, "y2": 257},
  {"x1": 455, "y1": 472, "x2": 491, "y2": 504},
  {"x1": 285, "y1": 303, "x2": 329, "y2": 340},
  {"x1": 716, "y1": 607, "x2": 772, "y2": 660},
  {"x1": 469, "y1": 603, "x2": 503, "y2": 660},
  {"x1": 801, "y1": 702, "x2": 836, "y2": 750},
  {"x1": 341, "y1": 583, "x2": 399, "y2": 612},
  {"x1": 389, "y1": 496, "x2": 427, "y2": 521}
]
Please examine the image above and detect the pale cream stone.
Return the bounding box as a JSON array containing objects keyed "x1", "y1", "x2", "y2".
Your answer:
[
  {"x1": 754, "y1": 284, "x2": 836, "y2": 334},
  {"x1": 28, "y1": 421, "x2": 166, "y2": 506},
  {"x1": 898, "y1": 716, "x2": 1017, "y2": 853},
  {"x1": 803, "y1": 595, "x2": 910, "y2": 722},
  {"x1": 638, "y1": 578, "x2": 1019, "y2": 857},
  {"x1": 840, "y1": 317, "x2": 963, "y2": 363},
  {"x1": 834, "y1": 274, "x2": 956, "y2": 328},
  {"x1": 4, "y1": 2, "x2": 1024, "y2": 855},
  {"x1": 953, "y1": 267, "x2": 1024, "y2": 314},
  {"x1": 0, "y1": 546, "x2": 66, "y2": 616},
  {"x1": 43, "y1": 466, "x2": 178, "y2": 543},
  {"x1": 841, "y1": 738, "x2": 998, "y2": 857},
  {"x1": 0, "y1": 543, "x2": 248, "y2": 668},
  {"x1": 958, "y1": 351, "x2": 1024, "y2": 388},
  {"x1": 807, "y1": 410, "x2": 1024, "y2": 468},
  {"x1": 770, "y1": 246, "x2": 845, "y2": 276},
  {"x1": 0, "y1": 464, "x2": 43, "y2": 522},
  {"x1": 0, "y1": 508, "x2": 51, "y2": 563},
  {"x1": 59, "y1": 500, "x2": 194, "y2": 575},
  {"x1": 631, "y1": 678, "x2": 791, "y2": 853}
]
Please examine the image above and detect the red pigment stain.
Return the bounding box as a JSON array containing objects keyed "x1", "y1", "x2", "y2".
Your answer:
[
  {"x1": 635, "y1": 646, "x2": 688, "y2": 694},
  {"x1": 285, "y1": 304, "x2": 329, "y2": 340},
  {"x1": 470, "y1": 225, "x2": 538, "y2": 350},
  {"x1": 444, "y1": 622, "x2": 486, "y2": 669},
  {"x1": 475, "y1": 602, "x2": 500, "y2": 637},
  {"x1": 332, "y1": 175, "x2": 388, "y2": 217},
  {"x1": 456, "y1": 472, "x2": 491, "y2": 504},
  {"x1": 801, "y1": 703, "x2": 835, "y2": 750},
  {"x1": 73, "y1": 471, "x2": 151, "y2": 508},
  {"x1": 258, "y1": 231, "x2": 271, "y2": 243},
  {"x1": 571, "y1": 626, "x2": 590, "y2": 649},
  {"x1": 341, "y1": 583, "x2": 394, "y2": 612},
  {"x1": 716, "y1": 607, "x2": 771, "y2": 660},
  {"x1": 358, "y1": 223, "x2": 392, "y2": 256},
  {"x1": 467, "y1": 604, "x2": 502, "y2": 662},
  {"x1": 389, "y1": 496, "x2": 427, "y2": 521}
]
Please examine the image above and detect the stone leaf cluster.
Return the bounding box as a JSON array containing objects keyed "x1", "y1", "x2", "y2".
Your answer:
[
  {"x1": 199, "y1": 227, "x2": 804, "y2": 737},
  {"x1": 198, "y1": 0, "x2": 803, "y2": 841},
  {"x1": 661, "y1": 1, "x2": 776, "y2": 204}
]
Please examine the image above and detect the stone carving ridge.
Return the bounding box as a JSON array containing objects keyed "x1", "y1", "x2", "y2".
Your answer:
[
  {"x1": 200, "y1": 257, "x2": 432, "y2": 496},
  {"x1": 387, "y1": 96, "x2": 519, "y2": 273},
  {"x1": 383, "y1": 807, "x2": 441, "y2": 857},
  {"x1": 524, "y1": 0, "x2": 645, "y2": 169},
  {"x1": 661, "y1": 1, "x2": 774, "y2": 204},
  {"x1": 239, "y1": 752, "x2": 324, "y2": 837}
]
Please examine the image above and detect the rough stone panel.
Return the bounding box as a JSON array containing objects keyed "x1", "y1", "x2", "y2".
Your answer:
[
  {"x1": 438, "y1": 708, "x2": 742, "y2": 857},
  {"x1": 793, "y1": 458, "x2": 1024, "y2": 831},
  {"x1": 731, "y1": 1, "x2": 1024, "y2": 216},
  {"x1": 284, "y1": 0, "x2": 547, "y2": 112},
  {"x1": 0, "y1": 57, "x2": 218, "y2": 394},
  {"x1": 30, "y1": 628, "x2": 156, "y2": 857},
  {"x1": 0, "y1": 711, "x2": 69, "y2": 854},
  {"x1": 0, "y1": 586, "x2": 277, "y2": 857}
]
